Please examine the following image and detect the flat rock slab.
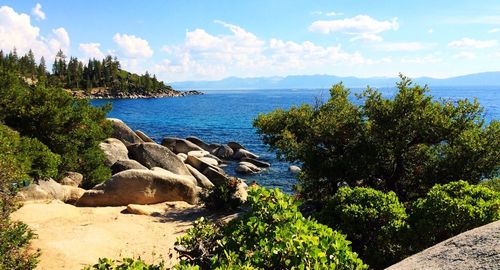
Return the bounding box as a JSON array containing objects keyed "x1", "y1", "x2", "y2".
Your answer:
[
  {"x1": 387, "y1": 220, "x2": 500, "y2": 270},
  {"x1": 11, "y1": 200, "x2": 203, "y2": 270}
]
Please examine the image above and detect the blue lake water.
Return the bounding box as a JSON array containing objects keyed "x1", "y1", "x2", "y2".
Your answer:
[{"x1": 91, "y1": 86, "x2": 499, "y2": 193}]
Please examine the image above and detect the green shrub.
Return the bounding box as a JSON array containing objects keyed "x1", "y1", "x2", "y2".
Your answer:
[
  {"x1": 254, "y1": 76, "x2": 500, "y2": 202},
  {"x1": 410, "y1": 180, "x2": 500, "y2": 250},
  {"x1": 83, "y1": 257, "x2": 164, "y2": 270},
  {"x1": 480, "y1": 177, "x2": 500, "y2": 192},
  {"x1": 199, "y1": 177, "x2": 244, "y2": 211},
  {"x1": 317, "y1": 187, "x2": 408, "y2": 269},
  {"x1": 0, "y1": 70, "x2": 112, "y2": 186},
  {"x1": 0, "y1": 125, "x2": 39, "y2": 270},
  {"x1": 176, "y1": 187, "x2": 367, "y2": 269}
]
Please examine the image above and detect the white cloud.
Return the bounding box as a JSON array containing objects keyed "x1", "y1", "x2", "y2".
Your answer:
[
  {"x1": 489, "y1": 28, "x2": 500, "y2": 33},
  {"x1": 31, "y1": 3, "x2": 45, "y2": 20},
  {"x1": 155, "y1": 21, "x2": 376, "y2": 81},
  {"x1": 374, "y1": 42, "x2": 428, "y2": 52},
  {"x1": 453, "y1": 51, "x2": 476, "y2": 60},
  {"x1": 308, "y1": 15, "x2": 399, "y2": 42},
  {"x1": 113, "y1": 33, "x2": 153, "y2": 58},
  {"x1": 326, "y1": 11, "x2": 343, "y2": 17},
  {"x1": 448, "y1": 38, "x2": 497, "y2": 49},
  {"x1": 401, "y1": 54, "x2": 443, "y2": 64},
  {"x1": 79, "y1": 43, "x2": 104, "y2": 59},
  {"x1": 0, "y1": 5, "x2": 70, "y2": 60}
]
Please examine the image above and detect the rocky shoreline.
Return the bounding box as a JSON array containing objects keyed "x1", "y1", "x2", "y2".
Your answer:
[
  {"x1": 69, "y1": 89, "x2": 203, "y2": 99},
  {"x1": 17, "y1": 118, "x2": 270, "y2": 207}
]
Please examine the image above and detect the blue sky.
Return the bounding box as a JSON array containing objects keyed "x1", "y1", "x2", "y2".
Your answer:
[{"x1": 1, "y1": 0, "x2": 500, "y2": 82}]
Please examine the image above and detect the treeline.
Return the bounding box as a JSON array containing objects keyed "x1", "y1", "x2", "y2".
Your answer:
[{"x1": 0, "y1": 49, "x2": 173, "y2": 95}]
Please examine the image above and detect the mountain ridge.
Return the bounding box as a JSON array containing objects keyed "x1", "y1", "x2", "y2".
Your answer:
[{"x1": 171, "y1": 71, "x2": 500, "y2": 90}]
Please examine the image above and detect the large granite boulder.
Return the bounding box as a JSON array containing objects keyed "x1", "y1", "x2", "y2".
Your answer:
[
  {"x1": 387, "y1": 221, "x2": 500, "y2": 270},
  {"x1": 186, "y1": 164, "x2": 214, "y2": 189},
  {"x1": 227, "y1": 141, "x2": 245, "y2": 150},
  {"x1": 135, "y1": 130, "x2": 155, "y2": 143},
  {"x1": 160, "y1": 137, "x2": 179, "y2": 151},
  {"x1": 76, "y1": 169, "x2": 199, "y2": 206},
  {"x1": 110, "y1": 159, "x2": 148, "y2": 175},
  {"x1": 17, "y1": 179, "x2": 85, "y2": 204},
  {"x1": 214, "y1": 144, "x2": 234, "y2": 159},
  {"x1": 232, "y1": 148, "x2": 259, "y2": 160},
  {"x1": 187, "y1": 150, "x2": 210, "y2": 158},
  {"x1": 185, "y1": 155, "x2": 219, "y2": 173},
  {"x1": 108, "y1": 118, "x2": 143, "y2": 145},
  {"x1": 127, "y1": 143, "x2": 191, "y2": 176},
  {"x1": 202, "y1": 166, "x2": 229, "y2": 186},
  {"x1": 186, "y1": 136, "x2": 214, "y2": 152},
  {"x1": 99, "y1": 138, "x2": 129, "y2": 166},
  {"x1": 60, "y1": 172, "x2": 84, "y2": 187},
  {"x1": 174, "y1": 139, "x2": 204, "y2": 154}
]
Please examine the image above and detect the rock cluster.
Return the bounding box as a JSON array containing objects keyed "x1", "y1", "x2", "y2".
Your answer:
[
  {"x1": 75, "y1": 119, "x2": 257, "y2": 207},
  {"x1": 17, "y1": 119, "x2": 267, "y2": 207}
]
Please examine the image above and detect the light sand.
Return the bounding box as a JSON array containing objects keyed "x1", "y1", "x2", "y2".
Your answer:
[{"x1": 12, "y1": 200, "x2": 205, "y2": 270}]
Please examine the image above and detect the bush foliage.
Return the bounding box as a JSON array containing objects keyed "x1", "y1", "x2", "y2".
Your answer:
[
  {"x1": 199, "y1": 177, "x2": 244, "y2": 211},
  {"x1": 410, "y1": 180, "x2": 500, "y2": 250},
  {"x1": 0, "y1": 70, "x2": 112, "y2": 187},
  {"x1": 0, "y1": 125, "x2": 40, "y2": 269},
  {"x1": 175, "y1": 187, "x2": 367, "y2": 269},
  {"x1": 317, "y1": 187, "x2": 408, "y2": 269},
  {"x1": 254, "y1": 76, "x2": 500, "y2": 201},
  {"x1": 83, "y1": 257, "x2": 165, "y2": 270}
]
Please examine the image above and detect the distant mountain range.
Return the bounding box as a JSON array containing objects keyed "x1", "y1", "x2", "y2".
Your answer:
[{"x1": 171, "y1": 72, "x2": 500, "y2": 90}]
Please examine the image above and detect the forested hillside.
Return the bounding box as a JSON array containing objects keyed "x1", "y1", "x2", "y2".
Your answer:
[{"x1": 0, "y1": 49, "x2": 197, "y2": 98}]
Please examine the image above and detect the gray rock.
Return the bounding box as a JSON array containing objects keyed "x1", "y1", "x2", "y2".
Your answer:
[
  {"x1": 207, "y1": 143, "x2": 221, "y2": 153},
  {"x1": 161, "y1": 137, "x2": 179, "y2": 151},
  {"x1": 241, "y1": 157, "x2": 270, "y2": 168},
  {"x1": 185, "y1": 155, "x2": 215, "y2": 173},
  {"x1": 111, "y1": 159, "x2": 148, "y2": 175},
  {"x1": 135, "y1": 130, "x2": 155, "y2": 143},
  {"x1": 199, "y1": 157, "x2": 219, "y2": 167},
  {"x1": 60, "y1": 172, "x2": 84, "y2": 187},
  {"x1": 235, "y1": 162, "x2": 262, "y2": 174},
  {"x1": 174, "y1": 139, "x2": 204, "y2": 154},
  {"x1": 387, "y1": 221, "x2": 500, "y2": 270},
  {"x1": 288, "y1": 165, "x2": 301, "y2": 173},
  {"x1": 187, "y1": 150, "x2": 210, "y2": 158},
  {"x1": 99, "y1": 138, "x2": 129, "y2": 166},
  {"x1": 76, "y1": 169, "x2": 199, "y2": 206},
  {"x1": 214, "y1": 144, "x2": 234, "y2": 159},
  {"x1": 17, "y1": 179, "x2": 85, "y2": 204},
  {"x1": 127, "y1": 143, "x2": 191, "y2": 176},
  {"x1": 232, "y1": 148, "x2": 259, "y2": 160},
  {"x1": 186, "y1": 136, "x2": 213, "y2": 151},
  {"x1": 202, "y1": 166, "x2": 229, "y2": 186},
  {"x1": 227, "y1": 141, "x2": 245, "y2": 150},
  {"x1": 186, "y1": 164, "x2": 214, "y2": 189},
  {"x1": 108, "y1": 118, "x2": 144, "y2": 145}
]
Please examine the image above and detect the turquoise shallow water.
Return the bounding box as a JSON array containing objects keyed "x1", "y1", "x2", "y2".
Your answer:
[{"x1": 91, "y1": 86, "x2": 499, "y2": 193}]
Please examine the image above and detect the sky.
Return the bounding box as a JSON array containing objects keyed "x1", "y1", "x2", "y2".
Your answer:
[{"x1": 1, "y1": 0, "x2": 500, "y2": 82}]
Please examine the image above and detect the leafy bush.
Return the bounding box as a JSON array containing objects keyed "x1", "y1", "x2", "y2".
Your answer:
[
  {"x1": 0, "y1": 70, "x2": 112, "y2": 186},
  {"x1": 317, "y1": 187, "x2": 408, "y2": 269},
  {"x1": 253, "y1": 76, "x2": 500, "y2": 201},
  {"x1": 0, "y1": 125, "x2": 39, "y2": 270},
  {"x1": 410, "y1": 180, "x2": 500, "y2": 250},
  {"x1": 176, "y1": 187, "x2": 367, "y2": 269},
  {"x1": 0, "y1": 124, "x2": 60, "y2": 181},
  {"x1": 480, "y1": 177, "x2": 500, "y2": 192},
  {"x1": 83, "y1": 257, "x2": 164, "y2": 270},
  {"x1": 199, "y1": 177, "x2": 244, "y2": 211}
]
